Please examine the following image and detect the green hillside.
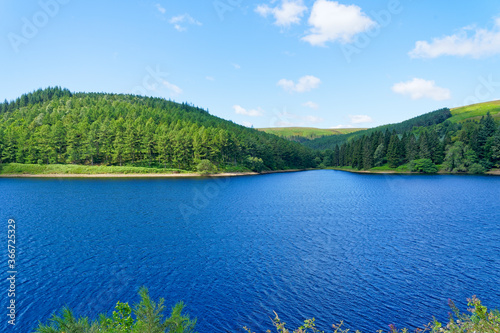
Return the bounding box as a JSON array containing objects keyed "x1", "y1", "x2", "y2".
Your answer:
[
  {"x1": 0, "y1": 87, "x2": 316, "y2": 174},
  {"x1": 449, "y1": 100, "x2": 500, "y2": 123},
  {"x1": 257, "y1": 127, "x2": 365, "y2": 142},
  {"x1": 305, "y1": 107, "x2": 452, "y2": 150},
  {"x1": 316, "y1": 104, "x2": 500, "y2": 174}
]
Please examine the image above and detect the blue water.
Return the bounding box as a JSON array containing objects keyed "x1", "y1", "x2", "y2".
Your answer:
[{"x1": 1, "y1": 170, "x2": 499, "y2": 332}]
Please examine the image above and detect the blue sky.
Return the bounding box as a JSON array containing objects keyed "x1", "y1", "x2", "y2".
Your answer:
[{"x1": 1, "y1": 0, "x2": 500, "y2": 128}]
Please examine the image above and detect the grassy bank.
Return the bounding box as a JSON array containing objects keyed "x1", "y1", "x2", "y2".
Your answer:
[
  {"x1": 328, "y1": 165, "x2": 410, "y2": 174},
  {"x1": 0, "y1": 163, "x2": 301, "y2": 177},
  {"x1": 0, "y1": 163, "x2": 188, "y2": 175}
]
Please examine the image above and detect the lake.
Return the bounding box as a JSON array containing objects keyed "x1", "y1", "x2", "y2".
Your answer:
[{"x1": 1, "y1": 170, "x2": 499, "y2": 332}]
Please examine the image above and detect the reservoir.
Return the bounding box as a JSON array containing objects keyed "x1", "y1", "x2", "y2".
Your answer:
[{"x1": 1, "y1": 170, "x2": 499, "y2": 332}]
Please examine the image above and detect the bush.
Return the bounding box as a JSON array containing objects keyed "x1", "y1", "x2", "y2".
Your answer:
[
  {"x1": 409, "y1": 159, "x2": 438, "y2": 174},
  {"x1": 33, "y1": 287, "x2": 196, "y2": 333},
  {"x1": 468, "y1": 163, "x2": 485, "y2": 175},
  {"x1": 244, "y1": 297, "x2": 500, "y2": 333},
  {"x1": 196, "y1": 159, "x2": 217, "y2": 175},
  {"x1": 245, "y1": 156, "x2": 265, "y2": 173}
]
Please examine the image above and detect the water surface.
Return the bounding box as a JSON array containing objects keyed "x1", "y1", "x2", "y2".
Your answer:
[{"x1": 1, "y1": 170, "x2": 499, "y2": 332}]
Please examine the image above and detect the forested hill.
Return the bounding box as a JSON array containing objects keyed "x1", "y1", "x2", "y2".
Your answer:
[
  {"x1": 304, "y1": 108, "x2": 452, "y2": 150},
  {"x1": 318, "y1": 110, "x2": 500, "y2": 174},
  {"x1": 0, "y1": 87, "x2": 316, "y2": 171}
]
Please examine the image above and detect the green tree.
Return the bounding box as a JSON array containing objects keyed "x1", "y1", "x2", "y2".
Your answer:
[
  {"x1": 409, "y1": 158, "x2": 438, "y2": 173},
  {"x1": 373, "y1": 143, "x2": 386, "y2": 167},
  {"x1": 196, "y1": 159, "x2": 217, "y2": 174},
  {"x1": 387, "y1": 134, "x2": 401, "y2": 168},
  {"x1": 443, "y1": 141, "x2": 470, "y2": 173},
  {"x1": 246, "y1": 156, "x2": 264, "y2": 172},
  {"x1": 50, "y1": 121, "x2": 66, "y2": 163},
  {"x1": 405, "y1": 134, "x2": 418, "y2": 162},
  {"x1": 142, "y1": 118, "x2": 157, "y2": 167}
]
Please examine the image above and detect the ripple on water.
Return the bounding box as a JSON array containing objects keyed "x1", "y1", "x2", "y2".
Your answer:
[{"x1": 0, "y1": 171, "x2": 499, "y2": 332}]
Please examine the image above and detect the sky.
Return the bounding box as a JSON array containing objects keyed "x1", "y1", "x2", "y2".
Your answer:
[{"x1": 1, "y1": 0, "x2": 500, "y2": 129}]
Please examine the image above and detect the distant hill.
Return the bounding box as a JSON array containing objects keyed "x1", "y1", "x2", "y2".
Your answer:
[
  {"x1": 449, "y1": 100, "x2": 500, "y2": 123},
  {"x1": 0, "y1": 87, "x2": 316, "y2": 172},
  {"x1": 315, "y1": 101, "x2": 500, "y2": 175},
  {"x1": 304, "y1": 108, "x2": 452, "y2": 150},
  {"x1": 257, "y1": 127, "x2": 365, "y2": 143}
]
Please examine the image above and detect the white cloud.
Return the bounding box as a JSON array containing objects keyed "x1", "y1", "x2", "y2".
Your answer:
[
  {"x1": 302, "y1": 101, "x2": 319, "y2": 109},
  {"x1": 273, "y1": 111, "x2": 324, "y2": 126},
  {"x1": 240, "y1": 121, "x2": 254, "y2": 127},
  {"x1": 205, "y1": 76, "x2": 215, "y2": 81},
  {"x1": 392, "y1": 78, "x2": 451, "y2": 101},
  {"x1": 331, "y1": 124, "x2": 354, "y2": 129},
  {"x1": 349, "y1": 115, "x2": 373, "y2": 124},
  {"x1": 410, "y1": 18, "x2": 500, "y2": 58},
  {"x1": 169, "y1": 14, "x2": 202, "y2": 32},
  {"x1": 232, "y1": 63, "x2": 241, "y2": 69},
  {"x1": 155, "y1": 4, "x2": 166, "y2": 14},
  {"x1": 278, "y1": 75, "x2": 321, "y2": 93},
  {"x1": 304, "y1": 115, "x2": 324, "y2": 123},
  {"x1": 256, "y1": 0, "x2": 308, "y2": 27},
  {"x1": 302, "y1": 0, "x2": 376, "y2": 46},
  {"x1": 233, "y1": 105, "x2": 265, "y2": 117},
  {"x1": 161, "y1": 80, "x2": 183, "y2": 96}
]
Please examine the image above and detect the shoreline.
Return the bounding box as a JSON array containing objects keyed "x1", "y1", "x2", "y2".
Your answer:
[
  {"x1": 329, "y1": 167, "x2": 500, "y2": 176},
  {"x1": 1, "y1": 167, "x2": 498, "y2": 178},
  {"x1": 0, "y1": 169, "x2": 308, "y2": 178}
]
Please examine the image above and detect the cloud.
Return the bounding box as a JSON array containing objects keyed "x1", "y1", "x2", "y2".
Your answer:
[
  {"x1": 392, "y1": 78, "x2": 451, "y2": 101},
  {"x1": 349, "y1": 115, "x2": 373, "y2": 124},
  {"x1": 304, "y1": 115, "x2": 324, "y2": 123},
  {"x1": 273, "y1": 111, "x2": 324, "y2": 126},
  {"x1": 169, "y1": 14, "x2": 202, "y2": 32},
  {"x1": 240, "y1": 121, "x2": 254, "y2": 127},
  {"x1": 205, "y1": 76, "x2": 215, "y2": 81},
  {"x1": 302, "y1": 0, "x2": 376, "y2": 46},
  {"x1": 256, "y1": 0, "x2": 308, "y2": 27},
  {"x1": 232, "y1": 63, "x2": 241, "y2": 69},
  {"x1": 331, "y1": 124, "x2": 354, "y2": 129},
  {"x1": 155, "y1": 4, "x2": 166, "y2": 14},
  {"x1": 278, "y1": 75, "x2": 321, "y2": 93},
  {"x1": 302, "y1": 101, "x2": 319, "y2": 109},
  {"x1": 233, "y1": 105, "x2": 265, "y2": 117},
  {"x1": 410, "y1": 18, "x2": 500, "y2": 59},
  {"x1": 161, "y1": 80, "x2": 183, "y2": 96}
]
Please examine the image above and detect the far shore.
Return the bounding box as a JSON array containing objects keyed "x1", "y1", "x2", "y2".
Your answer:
[
  {"x1": 329, "y1": 167, "x2": 500, "y2": 176},
  {"x1": 0, "y1": 169, "x2": 308, "y2": 178},
  {"x1": 1, "y1": 167, "x2": 498, "y2": 178}
]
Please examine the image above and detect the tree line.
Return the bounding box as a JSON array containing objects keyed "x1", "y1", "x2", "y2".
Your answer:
[
  {"x1": 0, "y1": 88, "x2": 316, "y2": 171},
  {"x1": 319, "y1": 113, "x2": 500, "y2": 174},
  {"x1": 305, "y1": 108, "x2": 453, "y2": 150}
]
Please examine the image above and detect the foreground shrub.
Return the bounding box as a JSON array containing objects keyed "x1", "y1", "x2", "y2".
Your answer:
[
  {"x1": 244, "y1": 297, "x2": 499, "y2": 333},
  {"x1": 33, "y1": 287, "x2": 196, "y2": 333}
]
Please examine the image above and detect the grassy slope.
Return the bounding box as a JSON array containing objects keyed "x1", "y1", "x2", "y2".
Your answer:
[
  {"x1": 0, "y1": 163, "x2": 188, "y2": 175},
  {"x1": 449, "y1": 100, "x2": 500, "y2": 123},
  {"x1": 257, "y1": 127, "x2": 365, "y2": 140},
  {"x1": 0, "y1": 163, "x2": 256, "y2": 175}
]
